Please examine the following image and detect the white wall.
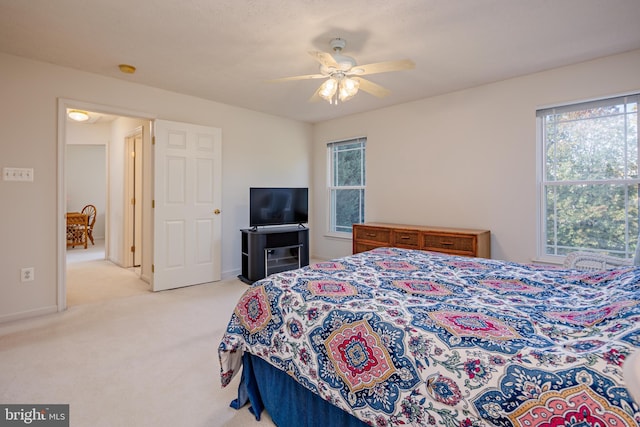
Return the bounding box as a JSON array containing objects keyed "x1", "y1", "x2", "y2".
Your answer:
[
  {"x1": 65, "y1": 120, "x2": 109, "y2": 243},
  {"x1": 66, "y1": 119, "x2": 111, "y2": 146},
  {"x1": 65, "y1": 144, "x2": 106, "y2": 239},
  {"x1": 312, "y1": 49, "x2": 640, "y2": 263},
  {"x1": 0, "y1": 52, "x2": 312, "y2": 322}
]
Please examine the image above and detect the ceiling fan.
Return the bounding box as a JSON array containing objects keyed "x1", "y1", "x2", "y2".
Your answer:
[{"x1": 269, "y1": 38, "x2": 415, "y2": 104}]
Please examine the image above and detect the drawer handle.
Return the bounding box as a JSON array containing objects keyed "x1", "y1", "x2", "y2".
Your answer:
[
  {"x1": 440, "y1": 241, "x2": 454, "y2": 246},
  {"x1": 400, "y1": 236, "x2": 411, "y2": 240},
  {"x1": 365, "y1": 233, "x2": 377, "y2": 237}
]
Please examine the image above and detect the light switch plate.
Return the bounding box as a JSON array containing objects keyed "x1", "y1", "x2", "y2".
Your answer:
[{"x1": 3, "y1": 167, "x2": 34, "y2": 182}]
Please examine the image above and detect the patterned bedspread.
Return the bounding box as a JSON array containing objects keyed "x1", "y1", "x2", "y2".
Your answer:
[{"x1": 218, "y1": 248, "x2": 640, "y2": 426}]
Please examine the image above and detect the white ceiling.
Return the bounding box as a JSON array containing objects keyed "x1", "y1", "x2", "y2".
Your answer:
[{"x1": 1, "y1": 0, "x2": 640, "y2": 123}]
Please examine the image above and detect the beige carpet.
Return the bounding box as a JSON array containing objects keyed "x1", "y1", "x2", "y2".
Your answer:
[
  {"x1": 66, "y1": 240, "x2": 150, "y2": 306},
  {"x1": 0, "y1": 249, "x2": 276, "y2": 427}
]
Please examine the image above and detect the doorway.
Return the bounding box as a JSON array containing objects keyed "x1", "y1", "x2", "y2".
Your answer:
[
  {"x1": 58, "y1": 100, "x2": 223, "y2": 311},
  {"x1": 62, "y1": 104, "x2": 151, "y2": 307}
]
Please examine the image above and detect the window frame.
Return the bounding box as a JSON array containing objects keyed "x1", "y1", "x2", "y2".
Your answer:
[
  {"x1": 326, "y1": 137, "x2": 366, "y2": 238},
  {"x1": 536, "y1": 92, "x2": 640, "y2": 263}
]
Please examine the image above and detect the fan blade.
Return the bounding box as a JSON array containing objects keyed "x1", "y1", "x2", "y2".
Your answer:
[
  {"x1": 267, "y1": 74, "x2": 326, "y2": 83},
  {"x1": 354, "y1": 78, "x2": 391, "y2": 98},
  {"x1": 308, "y1": 51, "x2": 338, "y2": 69},
  {"x1": 350, "y1": 59, "x2": 415, "y2": 76}
]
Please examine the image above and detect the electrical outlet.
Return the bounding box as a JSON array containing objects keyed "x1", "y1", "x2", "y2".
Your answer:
[{"x1": 21, "y1": 267, "x2": 34, "y2": 282}]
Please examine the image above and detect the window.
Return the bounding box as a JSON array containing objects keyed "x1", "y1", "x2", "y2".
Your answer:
[
  {"x1": 538, "y1": 94, "x2": 639, "y2": 259},
  {"x1": 328, "y1": 137, "x2": 366, "y2": 234}
]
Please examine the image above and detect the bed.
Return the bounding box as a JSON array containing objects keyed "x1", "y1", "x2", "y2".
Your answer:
[{"x1": 218, "y1": 247, "x2": 640, "y2": 426}]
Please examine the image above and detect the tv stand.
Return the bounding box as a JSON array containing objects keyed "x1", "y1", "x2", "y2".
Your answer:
[{"x1": 239, "y1": 226, "x2": 309, "y2": 284}]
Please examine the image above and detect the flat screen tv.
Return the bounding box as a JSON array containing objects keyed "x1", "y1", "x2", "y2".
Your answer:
[{"x1": 250, "y1": 187, "x2": 308, "y2": 228}]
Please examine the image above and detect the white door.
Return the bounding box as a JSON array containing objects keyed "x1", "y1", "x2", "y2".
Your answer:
[{"x1": 152, "y1": 120, "x2": 222, "y2": 291}]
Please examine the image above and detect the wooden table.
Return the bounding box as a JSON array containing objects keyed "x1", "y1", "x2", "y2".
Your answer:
[{"x1": 66, "y1": 212, "x2": 89, "y2": 249}]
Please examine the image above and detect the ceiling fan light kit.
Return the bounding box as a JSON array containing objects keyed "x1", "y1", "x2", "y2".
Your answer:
[
  {"x1": 269, "y1": 38, "x2": 415, "y2": 105},
  {"x1": 318, "y1": 74, "x2": 360, "y2": 105},
  {"x1": 318, "y1": 78, "x2": 338, "y2": 100},
  {"x1": 339, "y1": 76, "x2": 360, "y2": 102}
]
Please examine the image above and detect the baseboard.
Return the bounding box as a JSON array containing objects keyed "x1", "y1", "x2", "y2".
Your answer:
[
  {"x1": 221, "y1": 268, "x2": 241, "y2": 281},
  {"x1": 0, "y1": 305, "x2": 58, "y2": 324}
]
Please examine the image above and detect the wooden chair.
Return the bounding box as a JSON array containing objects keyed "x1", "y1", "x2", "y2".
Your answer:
[
  {"x1": 66, "y1": 212, "x2": 89, "y2": 249},
  {"x1": 81, "y1": 204, "x2": 97, "y2": 245}
]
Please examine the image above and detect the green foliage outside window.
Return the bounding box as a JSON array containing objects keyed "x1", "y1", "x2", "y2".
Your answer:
[
  {"x1": 329, "y1": 138, "x2": 366, "y2": 234},
  {"x1": 542, "y1": 96, "x2": 639, "y2": 257}
]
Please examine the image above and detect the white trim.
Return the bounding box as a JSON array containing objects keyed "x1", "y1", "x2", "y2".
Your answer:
[
  {"x1": 326, "y1": 138, "x2": 366, "y2": 235},
  {"x1": 0, "y1": 306, "x2": 58, "y2": 323},
  {"x1": 536, "y1": 95, "x2": 640, "y2": 259},
  {"x1": 544, "y1": 179, "x2": 640, "y2": 186},
  {"x1": 325, "y1": 135, "x2": 367, "y2": 146},
  {"x1": 531, "y1": 255, "x2": 565, "y2": 265},
  {"x1": 324, "y1": 231, "x2": 352, "y2": 240},
  {"x1": 123, "y1": 126, "x2": 144, "y2": 269},
  {"x1": 535, "y1": 89, "x2": 640, "y2": 112},
  {"x1": 535, "y1": 114, "x2": 544, "y2": 260},
  {"x1": 57, "y1": 100, "x2": 67, "y2": 312},
  {"x1": 221, "y1": 268, "x2": 242, "y2": 280}
]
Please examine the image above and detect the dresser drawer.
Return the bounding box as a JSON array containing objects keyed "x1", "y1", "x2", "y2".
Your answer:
[
  {"x1": 421, "y1": 233, "x2": 475, "y2": 254},
  {"x1": 392, "y1": 230, "x2": 420, "y2": 248},
  {"x1": 354, "y1": 241, "x2": 388, "y2": 253},
  {"x1": 353, "y1": 227, "x2": 391, "y2": 244}
]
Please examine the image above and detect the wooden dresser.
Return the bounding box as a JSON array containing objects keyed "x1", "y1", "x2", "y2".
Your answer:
[{"x1": 352, "y1": 223, "x2": 491, "y2": 258}]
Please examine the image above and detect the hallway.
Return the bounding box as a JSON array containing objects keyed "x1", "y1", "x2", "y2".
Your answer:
[{"x1": 66, "y1": 240, "x2": 150, "y2": 306}]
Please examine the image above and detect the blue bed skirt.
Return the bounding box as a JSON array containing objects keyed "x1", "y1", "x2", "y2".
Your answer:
[{"x1": 231, "y1": 353, "x2": 368, "y2": 427}]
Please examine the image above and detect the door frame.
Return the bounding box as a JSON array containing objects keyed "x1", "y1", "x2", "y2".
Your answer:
[
  {"x1": 124, "y1": 127, "x2": 144, "y2": 268},
  {"x1": 56, "y1": 99, "x2": 155, "y2": 311}
]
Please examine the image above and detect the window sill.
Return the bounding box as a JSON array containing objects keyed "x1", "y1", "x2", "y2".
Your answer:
[
  {"x1": 531, "y1": 257, "x2": 564, "y2": 266},
  {"x1": 323, "y1": 231, "x2": 353, "y2": 241}
]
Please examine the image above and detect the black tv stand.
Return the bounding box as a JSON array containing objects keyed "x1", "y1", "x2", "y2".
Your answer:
[
  {"x1": 250, "y1": 223, "x2": 307, "y2": 232},
  {"x1": 239, "y1": 226, "x2": 309, "y2": 284}
]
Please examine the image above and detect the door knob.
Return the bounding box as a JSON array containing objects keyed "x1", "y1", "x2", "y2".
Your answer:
[{"x1": 214, "y1": 209, "x2": 221, "y2": 215}]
